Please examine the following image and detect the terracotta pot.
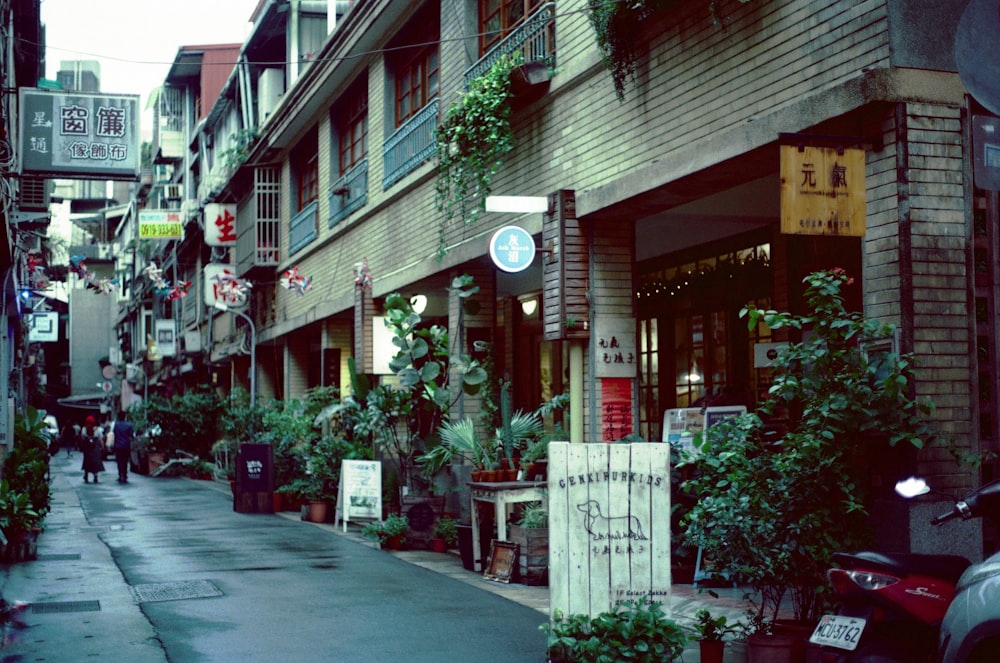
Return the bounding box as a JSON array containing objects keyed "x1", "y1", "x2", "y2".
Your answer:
[
  {"x1": 273, "y1": 493, "x2": 283, "y2": 513},
  {"x1": 747, "y1": 632, "x2": 797, "y2": 663},
  {"x1": 470, "y1": 470, "x2": 486, "y2": 482},
  {"x1": 307, "y1": 500, "x2": 328, "y2": 523},
  {"x1": 383, "y1": 534, "x2": 405, "y2": 550},
  {"x1": 700, "y1": 640, "x2": 725, "y2": 663},
  {"x1": 429, "y1": 537, "x2": 448, "y2": 553},
  {"x1": 502, "y1": 468, "x2": 518, "y2": 481},
  {"x1": 484, "y1": 470, "x2": 500, "y2": 482}
]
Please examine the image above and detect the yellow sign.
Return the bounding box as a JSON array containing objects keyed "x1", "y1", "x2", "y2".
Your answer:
[
  {"x1": 139, "y1": 210, "x2": 183, "y2": 239},
  {"x1": 780, "y1": 145, "x2": 866, "y2": 236}
]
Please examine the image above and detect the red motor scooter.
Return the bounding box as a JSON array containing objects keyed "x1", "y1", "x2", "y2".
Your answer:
[{"x1": 811, "y1": 478, "x2": 1000, "y2": 663}]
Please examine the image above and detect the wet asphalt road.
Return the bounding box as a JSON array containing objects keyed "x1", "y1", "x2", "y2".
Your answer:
[{"x1": 0, "y1": 454, "x2": 549, "y2": 662}]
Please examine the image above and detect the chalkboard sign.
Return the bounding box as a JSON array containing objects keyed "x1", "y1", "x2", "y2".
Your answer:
[{"x1": 336, "y1": 460, "x2": 382, "y2": 531}]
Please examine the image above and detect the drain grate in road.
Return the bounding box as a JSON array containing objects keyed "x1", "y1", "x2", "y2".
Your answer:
[
  {"x1": 36, "y1": 553, "x2": 82, "y2": 561},
  {"x1": 130, "y1": 580, "x2": 223, "y2": 604},
  {"x1": 31, "y1": 600, "x2": 101, "y2": 614}
]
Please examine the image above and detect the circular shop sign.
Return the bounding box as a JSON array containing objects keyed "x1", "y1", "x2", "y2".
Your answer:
[{"x1": 488, "y1": 225, "x2": 536, "y2": 273}]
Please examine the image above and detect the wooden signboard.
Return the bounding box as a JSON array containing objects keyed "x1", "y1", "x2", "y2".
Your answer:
[
  {"x1": 780, "y1": 144, "x2": 866, "y2": 237},
  {"x1": 548, "y1": 442, "x2": 671, "y2": 618},
  {"x1": 335, "y1": 460, "x2": 382, "y2": 531},
  {"x1": 542, "y1": 190, "x2": 589, "y2": 341}
]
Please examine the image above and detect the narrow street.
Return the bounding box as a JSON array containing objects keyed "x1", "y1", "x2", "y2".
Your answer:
[{"x1": 0, "y1": 454, "x2": 550, "y2": 662}]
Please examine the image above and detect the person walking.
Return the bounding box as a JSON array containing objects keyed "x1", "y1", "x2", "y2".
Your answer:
[
  {"x1": 110, "y1": 411, "x2": 133, "y2": 484},
  {"x1": 79, "y1": 416, "x2": 105, "y2": 484},
  {"x1": 60, "y1": 422, "x2": 76, "y2": 458}
]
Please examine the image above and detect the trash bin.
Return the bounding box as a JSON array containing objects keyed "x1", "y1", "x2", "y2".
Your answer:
[{"x1": 457, "y1": 523, "x2": 474, "y2": 571}]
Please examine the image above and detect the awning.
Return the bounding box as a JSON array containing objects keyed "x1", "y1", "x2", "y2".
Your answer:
[{"x1": 57, "y1": 393, "x2": 110, "y2": 412}]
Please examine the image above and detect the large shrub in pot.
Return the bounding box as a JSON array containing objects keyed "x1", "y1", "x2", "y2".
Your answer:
[{"x1": 681, "y1": 269, "x2": 940, "y2": 624}]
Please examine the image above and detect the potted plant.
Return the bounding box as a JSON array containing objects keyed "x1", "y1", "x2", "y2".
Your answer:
[
  {"x1": 692, "y1": 609, "x2": 742, "y2": 663},
  {"x1": 542, "y1": 597, "x2": 688, "y2": 662},
  {"x1": 186, "y1": 457, "x2": 215, "y2": 480},
  {"x1": 362, "y1": 513, "x2": 409, "y2": 550},
  {"x1": 416, "y1": 417, "x2": 493, "y2": 481},
  {"x1": 509, "y1": 502, "x2": 548, "y2": 585},
  {"x1": 429, "y1": 515, "x2": 458, "y2": 553},
  {"x1": 681, "y1": 270, "x2": 941, "y2": 644}
]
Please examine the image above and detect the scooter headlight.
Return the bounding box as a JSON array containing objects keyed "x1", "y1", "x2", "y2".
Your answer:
[
  {"x1": 828, "y1": 568, "x2": 900, "y2": 594},
  {"x1": 846, "y1": 570, "x2": 900, "y2": 591}
]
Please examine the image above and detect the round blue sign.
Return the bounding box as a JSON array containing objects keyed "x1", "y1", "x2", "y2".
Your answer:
[{"x1": 489, "y1": 225, "x2": 536, "y2": 273}]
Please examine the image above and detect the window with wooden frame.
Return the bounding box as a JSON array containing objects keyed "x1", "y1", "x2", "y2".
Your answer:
[
  {"x1": 479, "y1": 0, "x2": 544, "y2": 56},
  {"x1": 392, "y1": 8, "x2": 439, "y2": 128},
  {"x1": 337, "y1": 80, "x2": 368, "y2": 175},
  {"x1": 292, "y1": 125, "x2": 319, "y2": 211}
]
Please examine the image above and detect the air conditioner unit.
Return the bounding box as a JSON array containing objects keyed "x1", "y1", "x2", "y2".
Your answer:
[
  {"x1": 258, "y1": 68, "x2": 285, "y2": 122},
  {"x1": 164, "y1": 184, "x2": 182, "y2": 201},
  {"x1": 19, "y1": 176, "x2": 51, "y2": 211}
]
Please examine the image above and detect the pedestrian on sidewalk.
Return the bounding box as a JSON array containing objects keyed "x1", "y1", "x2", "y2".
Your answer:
[
  {"x1": 60, "y1": 422, "x2": 76, "y2": 457},
  {"x1": 109, "y1": 411, "x2": 133, "y2": 484},
  {"x1": 80, "y1": 416, "x2": 105, "y2": 484}
]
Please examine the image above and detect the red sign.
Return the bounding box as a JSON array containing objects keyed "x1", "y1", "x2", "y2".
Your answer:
[{"x1": 601, "y1": 378, "x2": 633, "y2": 442}]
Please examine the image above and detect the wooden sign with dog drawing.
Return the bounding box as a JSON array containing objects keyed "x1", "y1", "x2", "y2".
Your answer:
[{"x1": 548, "y1": 442, "x2": 671, "y2": 618}]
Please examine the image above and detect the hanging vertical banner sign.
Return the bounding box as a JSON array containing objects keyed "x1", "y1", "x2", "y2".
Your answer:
[
  {"x1": 204, "y1": 203, "x2": 238, "y2": 246},
  {"x1": 600, "y1": 377, "x2": 633, "y2": 442},
  {"x1": 780, "y1": 145, "x2": 866, "y2": 236}
]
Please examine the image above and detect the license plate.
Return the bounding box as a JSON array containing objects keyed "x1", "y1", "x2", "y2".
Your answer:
[{"x1": 809, "y1": 614, "x2": 866, "y2": 651}]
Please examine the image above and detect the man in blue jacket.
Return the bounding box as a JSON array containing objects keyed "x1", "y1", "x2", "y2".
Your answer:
[{"x1": 110, "y1": 411, "x2": 134, "y2": 484}]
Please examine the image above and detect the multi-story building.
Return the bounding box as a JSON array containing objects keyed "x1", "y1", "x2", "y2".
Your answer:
[{"x1": 121, "y1": 0, "x2": 1000, "y2": 557}]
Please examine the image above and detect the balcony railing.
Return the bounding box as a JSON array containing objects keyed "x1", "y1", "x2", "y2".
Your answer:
[
  {"x1": 329, "y1": 158, "x2": 368, "y2": 228},
  {"x1": 289, "y1": 200, "x2": 318, "y2": 255},
  {"x1": 465, "y1": 3, "x2": 556, "y2": 86},
  {"x1": 382, "y1": 98, "x2": 438, "y2": 190}
]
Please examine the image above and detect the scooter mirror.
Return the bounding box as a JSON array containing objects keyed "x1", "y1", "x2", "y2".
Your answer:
[{"x1": 895, "y1": 476, "x2": 930, "y2": 498}]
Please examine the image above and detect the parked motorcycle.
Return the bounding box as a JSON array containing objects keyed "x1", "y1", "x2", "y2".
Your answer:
[{"x1": 810, "y1": 478, "x2": 1000, "y2": 663}]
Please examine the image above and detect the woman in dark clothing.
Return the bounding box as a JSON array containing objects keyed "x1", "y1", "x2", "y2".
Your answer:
[{"x1": 80, "y1": 415, "x2": 105, "y2": 483}]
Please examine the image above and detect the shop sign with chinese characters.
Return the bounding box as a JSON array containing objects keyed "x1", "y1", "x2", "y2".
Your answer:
[
  {"x1": 780, "y1": 145, "x2": 866, "y2": 237},
  {"x1": 593, "y1": 317, "x2": 636, "y2": 378},
  {"x1": 205, "y1": 203, "x2": 238, "y2": 246},
  {"x1": 19, "y1": 89, "x2": 141, "y2": 180}
]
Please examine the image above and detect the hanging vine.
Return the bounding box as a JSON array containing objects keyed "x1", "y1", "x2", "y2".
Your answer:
[
  {"x1": 588, "y1": 0, "x2": 755, "y2": 102},
  {"x1": 434, "y1": 52, "x2": 523, "y2": 261}
]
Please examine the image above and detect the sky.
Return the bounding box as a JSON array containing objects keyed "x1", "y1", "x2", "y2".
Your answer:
[{"x1": 40, "y1": 0, "x2": 261, "y2": 110}]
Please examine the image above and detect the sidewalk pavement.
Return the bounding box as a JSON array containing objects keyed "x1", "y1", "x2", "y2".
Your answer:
[{"x1": 0, "y1": 453, "x2": 757, "y2": 661}]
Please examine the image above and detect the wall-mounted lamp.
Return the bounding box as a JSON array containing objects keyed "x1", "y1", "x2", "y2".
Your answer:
[
  {"x1": 410, "y1": 294, "x2": 428, "y2": 314},
  {"x1": 520, "y1": 297, "x2": 538, "y2": 317}
]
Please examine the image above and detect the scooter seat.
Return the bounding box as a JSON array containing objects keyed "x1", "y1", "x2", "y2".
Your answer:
[{"x1": 833, "y1": 551, "x2": 971, "y2": 585}]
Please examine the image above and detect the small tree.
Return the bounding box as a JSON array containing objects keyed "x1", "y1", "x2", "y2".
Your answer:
[
  {"x1": 682, "y1": 269, "x2": 940, "y2": 624},
  {"x1": 355, "y1": 275, "x2": 488, "y2": 503}
]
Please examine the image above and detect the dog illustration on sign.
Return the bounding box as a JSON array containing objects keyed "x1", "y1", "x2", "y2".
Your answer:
[{"x1": 577, "y1": 500, "x2": 648, "y2": 541}]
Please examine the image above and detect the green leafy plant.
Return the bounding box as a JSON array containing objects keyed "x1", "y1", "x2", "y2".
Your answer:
[
  {"x1": 434, "y1": 52, "x2": 522, "y2": 260},
  {"x1": 186, "y1": 457, "x2": 215, "y2": 479},
  {"x1": 362, "y1": 276, "x2": 488, "y2": 496},
  {"x1": 0, "y1": 480, "x2": 41, "y2": 544},
  {"x1": 517, "y1": 502, "x2": 548, "y2": 529},
  {"x1": 681, "y1": 269, "x2": 941, "y2": 624},
  {"x1": 362, "y1": 513, "x2": 409, "y2": 546},
  {"x1": 542, "y1": 597, "x2": 688, "y2": 662},
  {"x1": 220, "y1": 127, "x2": 259, "y2": 170},
  {"x1": 692, "y1": 608, "x2": 742, "y2": 642},
  {"x1": 9, "y1": 406, "x2": 53, "y2": 523},
  {"x1": 431, "y1": 515, "x2": 459, "y2": 546},
  {"x1": 416, "y1": 416, "x2": 493, "y2": 475}
]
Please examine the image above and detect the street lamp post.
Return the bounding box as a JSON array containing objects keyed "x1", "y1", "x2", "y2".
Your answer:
[{"x1": 214, "y1": 302, "x2": 256, "y2": 408}]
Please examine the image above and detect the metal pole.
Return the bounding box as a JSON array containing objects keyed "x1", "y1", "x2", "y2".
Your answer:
[{"x1": 232, "y1": 309, "x2": 256, "y2": 409}]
